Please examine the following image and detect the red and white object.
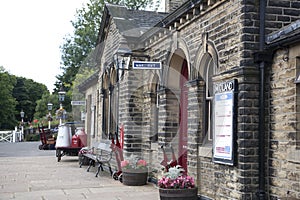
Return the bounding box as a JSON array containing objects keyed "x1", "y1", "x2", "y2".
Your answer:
[{"x1": 75, "y1": 127, "x2": 87, "y2": 147}]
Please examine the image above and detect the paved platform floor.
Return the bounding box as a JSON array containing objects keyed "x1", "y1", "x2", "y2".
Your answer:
[{"x1": 0, "y1": 143, "x2": 159, "y2": 200}]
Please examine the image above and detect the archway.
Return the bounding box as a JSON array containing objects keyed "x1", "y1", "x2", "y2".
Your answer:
[
  {"x1": 179, "y1": 59, "x2": 188, "y2": 173},
  {"x1": 167, "y1": 49, "x2": 189, "y2": 173}
]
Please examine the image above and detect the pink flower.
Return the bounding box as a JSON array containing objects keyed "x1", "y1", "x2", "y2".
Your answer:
[
  {"x1": 121, "y1": 160, "x2": 129, "y2": 168},
  {"x1": 137, "y1": 159, "x2": 147, "y2": 166},
  {"x1": 158, "y1": 175, "x2": 195, "y2": 189}
]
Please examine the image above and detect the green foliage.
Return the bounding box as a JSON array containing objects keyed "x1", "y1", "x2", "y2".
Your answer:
[
  {"x1": 0, "y1": 68, "x2": 54, "y2": 131},
  {"x1": 34, "y1": 93, "x2": 59, "y2": 120},
  {"x1": 25, "y1": 133, "x2": 40, "y2": 141},
  {"x1": 0, "y1": 67, "x2": 17, "y2": 129},
  {"x1": 13, "y1": 77, "x2": 49, "y2": 123},
  {"x1": 57, "y1": 0, "x2": 104, "y2": 93},
  {"x1": 56, "y1": 0, "x2": 153, "y2": 93},
  {"x1": 125, "y1": 0, "x2": 152, "y2": 10}
]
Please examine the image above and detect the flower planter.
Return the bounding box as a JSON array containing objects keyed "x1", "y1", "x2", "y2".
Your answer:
[
  {"x1": 122, "y1": 171, "x2": 148, "y2": 186},
  {"x1": 159, "y1": 187, "x2": 198, "y2": 200}
]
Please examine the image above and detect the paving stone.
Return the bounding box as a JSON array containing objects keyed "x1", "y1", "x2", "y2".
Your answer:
[{"x1": 0, "y1": 153, "x2": 159, "y2": 200}]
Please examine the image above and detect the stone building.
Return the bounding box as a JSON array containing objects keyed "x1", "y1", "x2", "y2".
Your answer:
[
  {"x1": 78, "y1": 71, "x2": 99, "y2": 146},
  {"x1": 80, "y1": 0, "x2": 300, "y2": 199},
  {"x1": 264, "y1": 20, "x2": 300, "y2": 199}
]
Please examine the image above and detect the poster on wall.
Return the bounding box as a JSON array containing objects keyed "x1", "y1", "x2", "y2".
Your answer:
[{"x1": 213, "y1": 79, "x2": 237, "y2": 165}]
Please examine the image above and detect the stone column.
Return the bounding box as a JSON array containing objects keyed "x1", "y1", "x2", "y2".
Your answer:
[
  {"x1": 119, "y1": 70, "x2": 144, "y2": 158},
  {"x1": 142, "y1": 92, "x2": 158, "y2": 171},
  {"x1": 186, "y1": 79, "x2": 205, "y2": 183}
]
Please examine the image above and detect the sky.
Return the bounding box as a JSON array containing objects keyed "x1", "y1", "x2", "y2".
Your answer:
[{"x1": 0, "y1": 0, "x2": 88, "y2": 92}]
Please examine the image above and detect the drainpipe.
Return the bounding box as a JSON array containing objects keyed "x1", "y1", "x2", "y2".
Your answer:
[{"x1": 257, "y1": 0, "x2": 266, "y2": 199}]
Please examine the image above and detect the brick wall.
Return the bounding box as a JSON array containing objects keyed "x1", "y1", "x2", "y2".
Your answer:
[
  {"x1": 267, "y1": 46, "x2": 300, "y2": 199},
  {"x1": 142, "y1": 0, "x2": 256, "y2": 198},
  {"x1": 93, "y1": 0, "x2": 300, "y2": 199},
  {"x1": 186, "y1": 79, "x2": 205, "y2": 185},
  {"x1": 265, "y1": 0, "x2": 300, "y2": 34},
  {"x1": 84, "y1": 84, "x2": 99, "y2": 146},
  {"x1": 165, "y1": 0, "x2": 185, "y2": 13},
  {"x1": 119, "y1": 69, "x2": 144, "y2": 158}
]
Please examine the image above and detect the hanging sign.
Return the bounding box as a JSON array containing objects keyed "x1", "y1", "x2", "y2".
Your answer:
[
  {"x1": 132, "y1": 61, "x2": 161, "y2": 70},
  {"x1": 71, "y1": 101, "x2": 86, "y2": 106},
  {"x1": 213, "y1": 79, "x2": 237, "y2": 165}
]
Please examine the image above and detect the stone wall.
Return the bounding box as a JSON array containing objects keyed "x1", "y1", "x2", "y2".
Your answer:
[
  {"x1": 84, "y1": 84, "x2": 99, "y2": 146},
  {"x1": 165, "y1": 0, "x2": 184, "y2": 13},
  {"x1": 267, "y1": 46, "x2": 300, "y2": 199},
  {"x1": 141, "y1": 0, "x2": 253, "y2": 198},
  {"x1": 265, "y1": 0, "x2": 300, "y2": 34},
  {"x1": 93, "y1": 0, "x2": 300, "y2": 199},
  {"x1": 119, "y1": 69, "x2": 144, "y2": 158},
  {"x1": 186, "y1": 79, "x2": 205, "y2": 185},
  {"x1": 97, "y1": 20, "x2": 121, "y2": 143}
]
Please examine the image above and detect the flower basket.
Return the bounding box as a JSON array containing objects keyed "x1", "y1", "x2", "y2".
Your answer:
[
  {"x1": 122, "y1": 171, "x2": 148, "y2": 186},
  {"x1": 158, "y1": 165, "x2": 197, "y2": 200},
  {"x1": 159, "y1": 187, "x2": 198, "y2": 200},
  {"x1": 121, "y1": 156, "x2": 148, "y2": 186}
]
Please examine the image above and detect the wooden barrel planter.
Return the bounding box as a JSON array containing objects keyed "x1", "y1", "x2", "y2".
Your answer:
[
  {"x1": 159, "y1": 187, "x2": 198, "y2": 200},
  {"x1": 122, "y1": 171, "x2": 148, "y2": 186}
]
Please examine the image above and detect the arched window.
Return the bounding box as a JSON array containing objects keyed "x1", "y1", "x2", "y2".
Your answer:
[
  {"x1": 150, "y1": 74, "x2": 159, "y2": 143},
  {"x1": 101, "y1": 73, "x2": 109, "y2": 139},
  {"x1": 201, "y1": 53, "x2": 216, "y2": 141}
]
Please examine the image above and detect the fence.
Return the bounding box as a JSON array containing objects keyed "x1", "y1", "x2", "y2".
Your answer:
[{"x1": 0, "y1": 129, "x2": 22, "y2": 143}]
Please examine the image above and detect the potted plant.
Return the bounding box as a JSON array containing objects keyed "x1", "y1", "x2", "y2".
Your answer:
[
  {"x1": 121, "y1": 156, "x2": 148, "y2": 186},
  {"x1": 158, "y1": 165, "x2": 197, "y2": 200}
]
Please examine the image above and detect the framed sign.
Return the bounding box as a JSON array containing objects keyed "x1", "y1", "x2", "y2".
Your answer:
[
  {"x1": 213, "y1": 79, "x2": 237, "y2": 165},
  {"x1": 132, "y1": 61, "x2": 161, "y2": 70},
  {"x1": 71, "y1": 101, "x2": 86, "y2": 106}
]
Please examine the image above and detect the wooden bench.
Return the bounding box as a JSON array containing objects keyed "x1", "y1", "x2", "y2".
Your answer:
[{"x1": 79, "y1": 141, "x2": 113, "y2": 177}]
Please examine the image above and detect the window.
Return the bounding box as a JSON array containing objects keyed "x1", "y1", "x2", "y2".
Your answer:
[
  {"x1": 102, "y1": 90, "x2": 109, "y2": 138},
  {"x1": 87, "y1": 95, "x2": 92, "y2": 138},
  {"x1": 150, "y1": 87, "x2": 159, "y2": 143},
  {"x1": 201, "y1": 53, "x2": 216, "y2": 141},
  {"x1": 101, "y1": 73, "x2": 109, "y2": 139}
]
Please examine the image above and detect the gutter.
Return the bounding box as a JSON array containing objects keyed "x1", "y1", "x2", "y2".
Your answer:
[
  {"x1": 257, "y1": 0, "x2": 266, "y2": 199},
  {"x1": 266, "y1": 20, "x2": 300, "y2": 49}
]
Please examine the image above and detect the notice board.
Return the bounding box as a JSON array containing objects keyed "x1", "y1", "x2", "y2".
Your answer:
[{"x1": 213, "y1": 79, "x2": 237, "y2": 165}]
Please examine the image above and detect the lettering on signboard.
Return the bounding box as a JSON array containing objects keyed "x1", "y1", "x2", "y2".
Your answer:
[
  {"x1": 214, "y1": 80, "x2": 235, "y2": 94},
  {"x1": 132, "y1": 61, "x2": 161, "y2": 70}
]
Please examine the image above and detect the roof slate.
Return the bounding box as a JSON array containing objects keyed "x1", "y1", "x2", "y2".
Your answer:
[{"x1": 266, "y1": 19, "x2": 300, "y2": 44}]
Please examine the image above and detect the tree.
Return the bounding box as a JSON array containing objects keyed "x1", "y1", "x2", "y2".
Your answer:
[
  {"x1": 0, "y1": 66, "x2": 17, "y2": 130},
  {"x1": 34, "y1": 93, "x2": 60, "y2": 124},
  {"x1": 56, "y1": 0, "x2": 104, "y2": 93},
  {"x1": 56, "y1": 0, "x2": 152, "y2": 93},
  {"x1": 13, "y1": 77, "x2": 49, "y2": 124}
]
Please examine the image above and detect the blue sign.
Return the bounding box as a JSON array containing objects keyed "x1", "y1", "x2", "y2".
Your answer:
[{"x1": 132, "y1": 61, "x2": 161, "y2": 70}]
